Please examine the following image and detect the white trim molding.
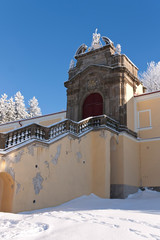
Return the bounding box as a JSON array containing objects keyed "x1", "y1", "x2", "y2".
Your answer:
[{"x1": 138, "y1": 109, "x2": 152, "y2": 130}]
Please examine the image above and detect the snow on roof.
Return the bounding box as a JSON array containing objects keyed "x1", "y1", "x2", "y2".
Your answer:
[
  {"x1": 0, "y1": 110, "x2": 66, "y2": 127},
  {"x1": 134, "y1": 90, "x2": 160, "y2": 98}
]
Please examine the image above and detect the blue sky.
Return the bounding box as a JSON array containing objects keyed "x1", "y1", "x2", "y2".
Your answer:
[{"x1": 0, "y1": 0, "x2": 160, "y2": 115}]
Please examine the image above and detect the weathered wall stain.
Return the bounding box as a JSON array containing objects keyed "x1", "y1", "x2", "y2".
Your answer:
[
  {"x1": 33, "y1": 172, "x2": 44, "y2": 195},
  {"x1": 14, "y1": 150, "x2": 24, "y2": 163},
  {"x1": 68, "y1": 136, "x2": 73, "y2": 141},
  {"x1": 51, "y1": 144, "x2": 61, "y2": 165},
  {"x1": 76, "y1": 152, "x2": 82, "y2": 163},
  {"x1": 16, "y1": 183, "x2": 21, "y2": 194},
  {"x1": 100, "y1": 130, "x2": 107, "y2": 139},
  {"x1": 7, "y1": 167, "x2": 15, "y2": 180},
  {"x1": 44, "y1": 161, "x2": 49, "y2": 168},
  {"x1": 2, "y1": 155, "x2": 12, "y2": 164},
  {"x1": 27, "y1": 145, "x2": 35, "y2": 156},
  {"x1": 2, "y1": 150, "x2": 24, "y2": 165}
]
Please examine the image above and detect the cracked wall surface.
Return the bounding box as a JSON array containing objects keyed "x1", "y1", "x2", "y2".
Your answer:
[{"x1": 0, "y1": 128, "x2": 140, "y2": 213}]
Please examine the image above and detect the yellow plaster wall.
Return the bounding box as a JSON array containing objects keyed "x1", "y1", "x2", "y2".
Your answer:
[
  {"x1": 39, "y1": 118, "x2": 61, "y2": 126},
  {"x1": 123, "y1": 136, "x2": 140, "y2": 186},
  {"x1": 110, "y1": 134, "x2": 140, "y2": 187},
  {"x1": 0, "y1": 127, "x2": 14, "y2": 133},
  {"x1": 140, "y1": 140, "x2": 160, "y2": 187},
  {"x1": 137, "y1": 97, "x2": 160, "y2": 138},
  {"x1": 138, "y1": 111, "x2": 150, "y2": 128},
  {"x1": 0, "y1": 118, "x2": 61, "y2": 133},
  {"x1": 110, "y1": 135, "x2": 124, "y2": 185},
  {"x1": 0, "y1": 129, "x2": 113, "y2": 213},
  {"x1": 92, "y1": 130, "x2": 111, "y2": 198},
  {"x1": 0, "y1": 128, "x2": 143, "y2": 213},
  {"x1": 0, "y1": 172, "x2": 15, "y2": 212},
  {"x1": 0, "y1": 112, "x2": 66, "y2": 133}
]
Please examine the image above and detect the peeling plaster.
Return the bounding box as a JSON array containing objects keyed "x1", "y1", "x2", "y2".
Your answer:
[
  {"x1": 3, "y1": 150, "x2": 24, "y2": 164},
  {"x1": 27, "y1": 145, "x2": 34, "y2": 156},
  {"x1": 16, "y1": 183, "x2": 21, "y2": 194},
  {"x1": 44, "y1": 161, "x2": 49, "y2": 168},
  {"x1": 7, "y1": 167, "x2": 15, "y2": 180},
  {"x1": 33, "y1": 172, "x2": 44, "y2": 195},
  {"x1": 14, "y1": 150, "x2": 24, "y2": 163},
  {"x1": 76, "y1": 152, "x2": 82, "y2": 163},
  {"x1": 2, "y1": 155, "x2": 12, "y2": 163},
  {"x1": 51, "y1": 144, "x2": 61, "y2": 165}
]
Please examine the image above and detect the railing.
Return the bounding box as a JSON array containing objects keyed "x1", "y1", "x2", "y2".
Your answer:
[{"x1": 0, "y1": 115, "x2": 137, "y2": 150}]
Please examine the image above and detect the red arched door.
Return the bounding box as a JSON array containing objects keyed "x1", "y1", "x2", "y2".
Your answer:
[{"x1": 82, "y1": 93, "x2": 103, "y2": 119}]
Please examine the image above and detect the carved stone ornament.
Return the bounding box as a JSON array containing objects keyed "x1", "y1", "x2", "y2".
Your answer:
[{"x1": 87, "y1": 78, "x2": 99, "y2": 90}]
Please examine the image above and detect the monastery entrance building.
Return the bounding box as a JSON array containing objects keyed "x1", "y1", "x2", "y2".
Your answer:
[{"x1": 0, "y1": 30, "x2": 160, "y2": 213}]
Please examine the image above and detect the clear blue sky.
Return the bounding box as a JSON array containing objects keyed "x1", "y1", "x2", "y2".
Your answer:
[{"x1": 0, "y1": 0, "x2": 160, "y2": 115}]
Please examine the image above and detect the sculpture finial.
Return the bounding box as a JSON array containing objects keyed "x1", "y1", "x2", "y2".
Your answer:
[
  {"x1": 69, "y1": 59, "x2": 75, "y2": 70},
  {"x1": 115, "y1": 44, "x2": 121, "y2": 55},
  {"x1": 92, "y1": 28, "x2": 101, "y2": 48}
]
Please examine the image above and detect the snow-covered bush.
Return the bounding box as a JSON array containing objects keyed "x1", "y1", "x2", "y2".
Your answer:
[
  {"x1": 0, "y1": 91, "x2": 42, "y2": 124},
  {"x1": 140, "y1": 61, "x2": 160, "y2": 92}
]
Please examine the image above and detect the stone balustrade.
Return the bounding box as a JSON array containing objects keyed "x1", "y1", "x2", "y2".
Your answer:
[{"x1": 0, "y1": 115, "x2": 137, "y2": 150}]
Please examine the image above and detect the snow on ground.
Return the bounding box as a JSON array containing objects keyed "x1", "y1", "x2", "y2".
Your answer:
[{"x1": 1, "y1": 189, "x2": 160, "y2": 240}]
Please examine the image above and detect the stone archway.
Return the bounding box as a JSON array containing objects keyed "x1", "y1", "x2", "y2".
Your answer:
[
  {"x1": 82, "y1": 93, "x2": 103, "y2": 119},
  {"x1": 0, "y1": 172, "x2": 15, "y2": 212}
]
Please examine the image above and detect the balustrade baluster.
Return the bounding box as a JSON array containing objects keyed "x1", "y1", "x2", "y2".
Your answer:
[
  {"x1": 21, "y1": 131, "x2": 25, "y2": 140},
  {"x1": 40, "y1": 129, "x2": 42, "y2": 139},
  {"x1": 50, "y1": 128, "x2": 53, "y2": 138},
  {"x1": 5, "y1": 137, "x2": 9, "y2": 148},
  {"x1": 9, "y1": 135, "x2": 13, "y2": 146},
  {"x1": 53, "y1": 127, "x2": 56, "y2": 136},
  {"x1": 13, "y1": 134, "x2": 17, "y2": 145}
]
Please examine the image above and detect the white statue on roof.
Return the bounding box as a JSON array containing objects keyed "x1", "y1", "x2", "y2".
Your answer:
[
  {"x1": 115, "y1": 44, "x2": 121, "y2": 55},
  {"x1": 69, "y1": 59, "x2": 75, "y2": 70},
  {"x1": 91, "y1": 28, "x2": 102, "y2": 49}
]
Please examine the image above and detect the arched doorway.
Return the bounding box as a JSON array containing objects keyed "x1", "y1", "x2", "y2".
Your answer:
[
  {"x1": 0, "y1": 172, "x2": 15, "y2": 212},
  {"x1": 82, "y1": 93, "x2": 103, "y2": 119}
]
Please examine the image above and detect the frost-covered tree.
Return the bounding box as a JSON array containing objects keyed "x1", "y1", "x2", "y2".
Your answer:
[
  {"x1": 28, "y1": 96, "x2": 42, "y2": 118},
  {"x1": 0, "y1": 94, "x2": 8, "y2": 123},
  {"x1": 0, "y1": 91, "x2": 42, "y2": 124},
  {"x1": 14, "y1": 91, "x2": 29, "y2": 120},
  {"x1": 7, "y1": 97, "x2": 16, "y2": 122},
  {"x1": 140, "y1": 61, "x2": 160, "y2": 92}
]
